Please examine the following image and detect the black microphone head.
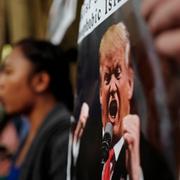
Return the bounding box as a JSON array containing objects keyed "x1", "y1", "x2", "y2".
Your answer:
[{"x1": 101, "y1": 122, "x2": 113, "y2": 164}]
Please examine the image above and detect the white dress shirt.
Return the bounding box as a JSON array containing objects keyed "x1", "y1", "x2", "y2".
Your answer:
[{"x1": 102, "y1": 137, "x2": 144, "y2": 180}]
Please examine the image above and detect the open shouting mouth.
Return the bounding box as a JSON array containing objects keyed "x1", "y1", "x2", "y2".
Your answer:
[{"x1": 109, "y1": 99, "x2": 118, "y2": 119}]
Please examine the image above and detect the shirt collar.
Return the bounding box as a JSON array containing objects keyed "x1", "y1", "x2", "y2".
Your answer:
[
  {"x1": 113, "y1": 137, "x2": 124, "y2": 161},
  {"x1": 102, "y1": 128, "x2": 124, "y2": 161}
]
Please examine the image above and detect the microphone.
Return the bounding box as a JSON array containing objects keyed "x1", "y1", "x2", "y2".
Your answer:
[{"x1": 101, "y1": 122, "x2": 113, "y2": 165}]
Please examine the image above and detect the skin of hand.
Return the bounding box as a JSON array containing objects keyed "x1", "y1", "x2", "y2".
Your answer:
[
  {"x1": 74, "y1": 117, "x2": 86, "y2": 143},
  {"x1": 73, "y1": 102, "x2": 89, "y2": 143},
  {"x1": 122, "y1": 114, "x2": 140, "y2": 180},
  {"x1": 141, "y1": 0, "x2": 180, "y2": 61}
]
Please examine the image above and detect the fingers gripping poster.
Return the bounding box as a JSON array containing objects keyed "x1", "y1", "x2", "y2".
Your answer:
[{"x1": 74, "y1": 0, "x2": 179, "y2": 179}]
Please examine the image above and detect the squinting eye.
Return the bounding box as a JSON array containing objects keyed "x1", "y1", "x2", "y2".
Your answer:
[
  {"x1": 104, "y1": 73, "x2": 111, "y2": 85},
  {"x1": 114, "y1": 67, "x2": 121, "y2": 80}
]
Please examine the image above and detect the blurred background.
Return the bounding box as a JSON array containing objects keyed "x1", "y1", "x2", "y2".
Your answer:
[{"x1": 0, "y1": 0, "x2": 85, "y2": 93}]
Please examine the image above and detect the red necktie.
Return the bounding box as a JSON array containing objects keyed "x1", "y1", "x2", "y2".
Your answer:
[{"x1": 102, "y1": 148, "x2": 115, "y2": 180}]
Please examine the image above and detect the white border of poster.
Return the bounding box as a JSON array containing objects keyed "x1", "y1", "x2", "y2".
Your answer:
[{"x1": 78, "y1": 0, "x2": 128, "y2": 43}]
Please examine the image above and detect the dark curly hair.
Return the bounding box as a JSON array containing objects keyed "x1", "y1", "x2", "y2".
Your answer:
[{"x1": 14, "y1": 38, "x2": 73, "y2": 111}]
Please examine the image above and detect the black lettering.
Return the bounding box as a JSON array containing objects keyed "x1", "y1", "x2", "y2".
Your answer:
[
  {"x1": 109, "y1": 0, "x2": 112, "y2": 11},
  {"x1": 95, "y1": 9, "x2": 98, "y2": 23},
  {"x1": 98, "y1": 9, "x2": 101, "y2": 21},
  {"x1": 105, "y1": 0, "x2": 108, "y2": 14},
  {"x1": 91, "y1": 13, "x2": 95, "y2": 26},
  {"x1": 88, "y1": 19, "x2": 91, "y2": 29}
]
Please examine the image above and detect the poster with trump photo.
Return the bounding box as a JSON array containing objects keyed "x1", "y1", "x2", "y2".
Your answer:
[{"x1": 74, "y1": 0, "x2": 178, "y2": 179}]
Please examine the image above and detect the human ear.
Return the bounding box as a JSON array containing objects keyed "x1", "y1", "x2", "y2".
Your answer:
[
  {"x1": 31, "y1": 72, "x2": 50, "y2": 93},
  {"x1": 99, "y1": 67, "x2": 104, "y2": 105},
  {"x1": 100, "y1": 86, "x2": 103, "y2": 105},
  {"x1": 127, "y1": 68, "x2": 134, "y2": 100}
]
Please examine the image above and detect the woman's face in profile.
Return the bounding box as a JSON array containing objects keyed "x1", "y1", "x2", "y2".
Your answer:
[{"x1": 0, "y1": 47, "x2": 36, "y2": 115}]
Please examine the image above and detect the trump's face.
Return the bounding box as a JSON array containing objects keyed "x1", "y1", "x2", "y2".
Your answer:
[{"x1": 100, "y1": 46, "x2": 133, "y2": 139}]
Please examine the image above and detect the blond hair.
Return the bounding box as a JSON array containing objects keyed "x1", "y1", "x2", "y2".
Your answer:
[{"x1": 99, "y1": 22, "x2": 130, "y2": 67}]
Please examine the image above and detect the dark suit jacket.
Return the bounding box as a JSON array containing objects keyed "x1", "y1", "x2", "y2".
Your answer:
[
  {"x1": 20, "y1": 103, "x2": 72, "y2": 180},
  {"x1": 109, "y1": 134, "x2": 175, "y2": 180},
  {"x1": 112, "y1": 145, "x2": 127, "y2": 180}
]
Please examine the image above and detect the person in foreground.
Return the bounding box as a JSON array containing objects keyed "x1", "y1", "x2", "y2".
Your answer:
[
  {"x1": 99, "y1": 22, "x2": 141, "y2": 180},
  {"x1": 0, "y1": 38, "x2": 73, "y2": 180},
  {"x1": 99, "y1": 20, "x2": 175, "y2": 180}
]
